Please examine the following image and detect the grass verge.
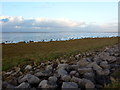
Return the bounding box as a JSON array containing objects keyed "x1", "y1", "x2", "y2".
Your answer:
[{"x1": 2, "y1": 37, "x2": 119, "y2": 71}]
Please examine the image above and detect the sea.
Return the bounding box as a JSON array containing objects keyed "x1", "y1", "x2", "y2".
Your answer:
[{"x1": 1, "y1": 32, "x2": 118, "y2": 43}]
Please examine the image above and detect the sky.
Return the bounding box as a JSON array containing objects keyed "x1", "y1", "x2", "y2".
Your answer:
[{"x1": 0, "y1": 2, "x2": 118, "y2": 32}]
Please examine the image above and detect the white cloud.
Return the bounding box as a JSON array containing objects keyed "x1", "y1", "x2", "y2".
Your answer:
[{"x1": 0, "y1": 16, "x2": 118, "y2": 32}]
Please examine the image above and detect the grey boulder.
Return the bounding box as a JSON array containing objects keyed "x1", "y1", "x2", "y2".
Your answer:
[{"x1": 62, "y1": 82, "x2": 78, "y2": 88}]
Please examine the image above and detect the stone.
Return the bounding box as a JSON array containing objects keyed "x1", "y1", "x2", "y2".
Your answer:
[
  {"x1": 38, "y1": 80, "x2": 57, "y2": 88},
  {"x1": 83, "y1": 72, "x2": 95, "y2": 83},
  {"x1": 46, "y1": 65, "x2": 53, "y2": 70},
  {"x1": 106, "y1": 56, "x2": 117, "y2": 63},
  {"x1": 34, "y1": 70, "x2": 52, "y2": 77},
  {"x1": 87, "y1": 62, "x2": 102, "y2": 71},
  {"x1": 85, "y1": 80, "x2": 95, "y2": 88},
  {"x1": 2, "y1": 81, "x2": 15, "y2": 88},
  {"x1": 74, "y1": 72, "x2": 80, "y2": 77},
  {"x1": 98, "y1": 52, "x2": 116, "y2": 62},
  {"x1": 69, "y1": 65, "x2": 79, "y2": 70},
  {"x1": 25, "y1": 65, "x2": 32, "y2": 70},
  {"x1": 96, "y1": 69, "x2": 110, "y2": 76},
  {"x1": 75, "y1": 54, "x2": 81, "y2": 60},
  {"x1": 62, "y1": 82, "x2": 78, "y2": 88},
  {"x1": 48, "y1": 76, "x2": 57, "y2": 83},
  {"x1": 77, "y1": 59, "x2": 90, "y2": 67},
  {"x1": 57, "y1": 64, "x2": 69, "y2": 69},
  {"x1": 78, "y1": 68, "x2": 93, "y2": 74},
  {"x1": 16, "y1": 82, "x2": 30, "y2": 88},
  {"x1": 57, "y1": 68, "x2": 68, "y2": 77},
  {"x1": 79, "y1": 78, "x2": 95, "y2": 88},
  {"x1": 100, "y1": 61, "x2": 110, "y2": 69},
  {"x1": 70, "y1": 76, "x2": 82, "y2": 84},
  {"x1": 18, "y1": 74, "x2": 40, "y2": 84},
  {"x1": 95, "y1": 75, "x2": 110, "y2": 85},
  {"x1": 61, "y1": 60, "x2": 67, "y2": 63},
  {"x1": 5, "y1": 71, "x2": 13, "y2": 75},
  {"x1": 38, "y1": 80, "x2": 49, "y2": 88},
  {"x1": 70, "y1": 71, "x2": 77, "y2": 76},
  {"x1": 61, "y1": 75, "x2": 71, "y2": 82}
]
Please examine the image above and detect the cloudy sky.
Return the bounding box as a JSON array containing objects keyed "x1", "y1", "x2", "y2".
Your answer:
[{"x1": 0, "y1": 2, "x2": 118, "y2": 32}]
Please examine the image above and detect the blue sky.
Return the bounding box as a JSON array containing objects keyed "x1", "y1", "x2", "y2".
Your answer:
[{"x1": 0, "y1": 2, "x2": 118, "y2": 32}]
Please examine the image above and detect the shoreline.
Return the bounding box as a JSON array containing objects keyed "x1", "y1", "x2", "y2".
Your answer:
[{"x1": 1, "y1": 36, "x2": 119, "y2": 44}]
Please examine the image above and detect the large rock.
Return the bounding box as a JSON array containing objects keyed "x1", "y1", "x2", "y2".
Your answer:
[
  {"x1": 62, "y1": 82, "x2": 78, "y2": 88},
  {"x1": 57, "y1": 68, "x2": 68, "y2": 77},
  {"x1": 100, "y1": 61, "x2": 110, "y2": 69},
  {"x1": 69, "y1": 70, "x2": 77, "y2": 76},
  {"x1": 16, "y1": 82, "x2": 31, "y2": 88},
  {"x1": 98, "y1": 52, "x2": 116, "y2": 62},
  {"x1": 57, "y1": 64, "x2": 70, "y2": 70},
  {"x1": 77, "y1": 58, "x2": 90, "y2": 67},
  {"x1": 25, "y1": 65, "x2": 32, "y2": 70},
  {"x1": 48, "y1": 76, "x2": 57, "y2": 84},
  {"x1": 38, "y1": 80, "x2": 57, "y2": 88},
  {"x1": 85, "y1": 80, "x2": 95, "y2": 88},
  {"x1": 95, "y1": 75, "x2": 111, "y2": 85},
  {"x1": 96, "y1": 69, "x2": 110, "y2": 76},
  {"x1": 38, "y1": 80, "x2": 49, "y2": 88},
  {"x1": 45, "y1": 65, "x2": 53, "y2": 71},
  {"x1": 2, "y1": 81, "x2": 15, "y2": 88},
  {"x1": 83, "y1": 72, "x2": 95, "y2": 83},
  {"x1": 78, "y1": 68, "x2": 93, "y2": 74},
  {"x1": 61, "y1": 75, "x2": 71, "y2": 82},
  {"x1": 69, "y1": 65, "x2": 79, "y2": 70},
  {"x1": 79, "y1": 78, "x2": 95, "y2": 89},
  {"x1": 18, "y1": 74, "x2": 40, "y2": 84},
  {"x1": 70, "y1": 76, "x2": 82, "y2": 84},
  {"x1": 34, "y1": 70, "x2": 52, "y2": 77},
  {"x1": 87, "y1": 62, "x2": 102, "y2": 71}
]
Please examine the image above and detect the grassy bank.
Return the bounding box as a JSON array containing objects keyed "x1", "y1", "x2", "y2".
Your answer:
[{"x1": 2, "y1": 37, "x2": 119, "y2": 71}]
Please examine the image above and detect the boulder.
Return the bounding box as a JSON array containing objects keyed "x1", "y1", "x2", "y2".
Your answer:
[
  {"x1": 79, "y1": 78, "x2": 95, "y2": 88},
  {"x1": 78, "y1": 68, "x2": 93, "y2": 74},
  {"x1": 25, "y1": 65, "x2": 32, "y2": 70},
  {"x1": 57, "y1": 68, "x2": 68, "y2": 77},
  {"x1": 2, "y1": 81, "x2": 15, "y2": 88},
  {"x1": 69, "y1": 70, "x2": 77, "y2": 76},
  {"x1": 34, "y1": 70, "x2": 52, "y2": 77},
  {"x1": 85, "y1": 80, "x2": 95, "y2": 88},
  {"x1": 69, "y1": 65, "x2": 79, "y2": 70},
  {"x1": 57, "y1": 64, "x2": 69, "y2": 70},
  {"x1": 100, "y1": 61, "x2": 110, "y2": 69},
  {"x1": 70, "y1": 76, "x2": 82, "y2": 84},
  {"x1": 18, "y1": 74, "x2": 40, "y2": 84},
  {"x1": 87, "y1": 62, "x2": 102, "y2": 71},
  {"x1": 16, "y1": 82, "x2": 30, "y2": 88},
  {"x1": 45, "y1": 65, "x2": 53, "y2": 71},
  {"x1": 96, "y1": 69, "x2": 110, "y2": 76},
  {"x1": 62, "y1": 82, "x2": 78, "y2": 88},
  {"x1": 83, "y1": 72, "x2": 95, "y2": 83},
  {"x1": 77, "y1": 59, "x2": 90, "y2": 67},
  {"x1": 61, "y1": 60, "x2": 67, "y2": 63},
  {"x1": 61, "y1": 75, "x2": 71, "y2": 82},
  {"x1": 38, "y1": 80, "x2": 57, "y2": 88},
  {"x1": 38, "y1": 80, "x2": 49, "y2": 88},
  {"x1": 48, "y1": 76, "x2": 57, "y2": 83}
]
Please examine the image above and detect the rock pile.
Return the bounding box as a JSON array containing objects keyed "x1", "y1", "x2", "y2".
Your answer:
[{"x1": 2, "y1": 44, "x2": 120, "y2": 89}]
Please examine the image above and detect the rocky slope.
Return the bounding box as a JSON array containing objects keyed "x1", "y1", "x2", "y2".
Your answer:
[{"x1": 2, "y1": 43, "x2": 120, "y2": 89}]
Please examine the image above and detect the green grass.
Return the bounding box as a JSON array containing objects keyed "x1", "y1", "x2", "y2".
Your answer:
[{"x1": 2, "y1": 37, "x2": 119, "y2": 71}]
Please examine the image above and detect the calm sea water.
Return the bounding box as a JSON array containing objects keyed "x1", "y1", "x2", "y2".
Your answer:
[{"x1": 1, "y1": 32, "x2": 118, "y2": 43}]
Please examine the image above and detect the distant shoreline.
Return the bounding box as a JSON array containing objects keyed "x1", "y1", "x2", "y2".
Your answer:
[{"x1": 1, "y1": 36, "x2": 119, "y2": 44}]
